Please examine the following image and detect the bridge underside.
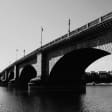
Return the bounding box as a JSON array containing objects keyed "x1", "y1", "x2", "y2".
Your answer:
[
  {"x1": 7, "y1": 48, "x2": 110, "y2": 93},
  {"x1": 8, "y1": 71, "x2": 14, "y2": 82},
  {"x1": 48, "y1": 48, "x2": 110, "y2": 93},
  {"x1": 17, "y1": 65, "x2": 37, "y2": 88}
]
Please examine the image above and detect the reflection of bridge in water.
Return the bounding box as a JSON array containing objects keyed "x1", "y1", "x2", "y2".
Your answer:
[{"x1": 1, "y1": 12, "x2": 112, "y2": 93}]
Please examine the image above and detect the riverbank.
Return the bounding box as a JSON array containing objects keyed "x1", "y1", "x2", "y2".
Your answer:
[{"x1": 86, "y1": 83, "x2": 112, "y2": 86}]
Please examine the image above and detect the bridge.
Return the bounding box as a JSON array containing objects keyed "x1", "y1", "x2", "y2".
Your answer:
[{"x1": 1, "y1": 12, "x2": 112, "y2": 93}]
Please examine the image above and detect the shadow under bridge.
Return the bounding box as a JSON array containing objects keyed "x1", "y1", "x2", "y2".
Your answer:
[
  {"x1": 18, "y1": 65, "x2": 37, "y2": 88},
  {"x1": 48, "y1": 48, "x2": 110, "y2": 93}
]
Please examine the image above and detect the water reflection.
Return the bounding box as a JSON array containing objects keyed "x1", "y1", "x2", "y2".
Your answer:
[
  {"x1": 1, "y1": 86, "x2": 112, "y2": 112},
  {"x1": 0, "y1": 87, "x2": 84, "y2": 112},
  {"x1": 32, "y1": 94, "x2": 83, "y2": 112}
]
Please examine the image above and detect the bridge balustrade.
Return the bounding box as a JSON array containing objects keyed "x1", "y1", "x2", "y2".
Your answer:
[
  {"x1": 88, "y1": 18, "x2": 100, "y2": 27},
  {"x1": 101, "y1": 12, "x2": 112, "y2": 22}
]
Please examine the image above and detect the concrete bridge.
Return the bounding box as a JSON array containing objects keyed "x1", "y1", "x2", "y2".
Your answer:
[{"x1": 1, "y1": 12, "x2": 112, "y2": 93}]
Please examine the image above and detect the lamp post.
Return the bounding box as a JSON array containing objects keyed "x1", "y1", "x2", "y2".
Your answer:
[
  {"x1": 68, "y1": 18, "x2": 71, "y2": 37},
  {"x1": 16, "y1": 49, "x2": 19, "y2": 60},
  {"x1": 23, "y1": 49, "x2": 25, "y2": 57},
  {"x1": 41, "y1": 26, "x2": 43, "y2": 48}
]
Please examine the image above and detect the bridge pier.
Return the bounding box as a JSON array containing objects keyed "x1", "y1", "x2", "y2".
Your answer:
[
  {"x1": 28, "y1": 52, "x2": 49, "y2": 92},
  {"x1": 8, "y1": 65, "x2": 19, "y2": 88},
  {"x1": 0, "y1": 71, "x2": 8, "y2": 86}
]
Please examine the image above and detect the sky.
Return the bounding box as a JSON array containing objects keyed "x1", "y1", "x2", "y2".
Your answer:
[
  {"x1": 86, "y1": 55, "x2": 112, "y2": 72},
  {"x1": 0, "y1": 0, "x2": 112, "y2": 71}
]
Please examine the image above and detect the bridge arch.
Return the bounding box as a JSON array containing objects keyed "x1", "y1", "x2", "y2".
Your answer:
[
  {"x1": 8, "y1": 71, "x2": 14, "y2": 81},
  {"x1": 19, "y1": 64, "x2": 37, "y2": 87},
  {"x1": 49, "y1": 48, "x2": 110, "y2": 92}
]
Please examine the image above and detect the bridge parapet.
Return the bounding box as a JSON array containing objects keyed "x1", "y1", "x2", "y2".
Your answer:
[
  {"x1": 101, "y1": 12, "x2": 112, "y2": 22},
  {"x1": 42, "y1": 12, "x2": 112, "y2": 51}
]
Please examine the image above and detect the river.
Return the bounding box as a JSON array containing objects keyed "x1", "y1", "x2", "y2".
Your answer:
[{"x1": 0, "y1": 86, "x2": 112, "y2": 112}]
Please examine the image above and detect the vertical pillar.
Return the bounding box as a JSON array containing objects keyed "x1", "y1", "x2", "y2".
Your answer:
[
  {"x1": 1, "y1": 72, "x2": 5, "y2": 82},
  {"x1": 32, "y1": 53, "x2": 42, "y2": 79},
  {"x1": 41, "y1": 52, "x2": 49, "y2": 81},
  {"x1": 1, "y1": 71, "x2": 7, "y2": 82},
  {"x1": 4, "y1": 71, "x2": 7, "y2": 81},
  {"x1": 37, "y1": 53, "x2": 42, "y2": 78},
  {"x1": 28, "y1": 53, "x2": 42, "y2": 83},
  {"x1": 14, "y1": 65, "x2": 19, "y2": 81},
  {"x1": 14, "y1": 65, "x2": 16, "y2": 80},
  {"x1": 28, "y1": 53, "x2": 43, "y2": 90}
]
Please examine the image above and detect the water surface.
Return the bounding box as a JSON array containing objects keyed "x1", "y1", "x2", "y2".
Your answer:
[{"x1": 0, "y1": 86, "x2": 112, "y2": 112}]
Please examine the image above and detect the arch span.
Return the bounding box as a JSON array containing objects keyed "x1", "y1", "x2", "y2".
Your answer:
[
  {"x1": 8, "y1": 71, "x2": 14, "y2": 81},
  {"x1": 49, "y1": 48, "x2": 110, "y2": 92},
  {"x1": 18, "y1": 65, "x2": 37, "y2": 87}
]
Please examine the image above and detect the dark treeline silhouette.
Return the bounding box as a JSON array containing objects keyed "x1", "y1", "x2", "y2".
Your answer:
[{"x1": 85, "y1": 71, "x2": 112, "y2": 84}]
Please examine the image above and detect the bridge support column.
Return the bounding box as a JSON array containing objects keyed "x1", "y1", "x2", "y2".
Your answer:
[
  {"x1": 8, "y1": 65, "x2": 18, "y2": 87},
  {"x1": 28, "y1": 53, "x2": 43, "y2": 92},
  {"x1": 0, "y1": 72, "x2": 5, "y2": 82},
  {"x1": 4, "y1": 71, "x2": 7, "y2": 82},
  {"x1": 14, "y1": 65, "x2": 17, "y2": 80},
  {"x1": 0, "y1": 71, "x2": 8, "y2": 86}
]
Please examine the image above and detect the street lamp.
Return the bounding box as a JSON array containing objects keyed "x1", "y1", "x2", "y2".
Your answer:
[
  {"x1": 16, "y1": 49, "x2": 19, "y2": 60},
  {"x1": 23, "y1": 49, "x2": 25, "y2": 57},
  {"x1": 68, "y1": 18, "x2": 71, "y2": 37},
  {"x1": 41, "y1": 26, "x2": 43, "y2": 48}
]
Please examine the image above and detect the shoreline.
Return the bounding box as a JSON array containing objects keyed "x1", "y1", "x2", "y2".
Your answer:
[{"x1": 86, "y1": 83, "x2": 112, "y2": 86}]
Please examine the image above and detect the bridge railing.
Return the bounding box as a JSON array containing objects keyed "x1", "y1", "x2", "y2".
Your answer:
[
  {"x1": 88, "y1": 18, "x2": 100, "y2": 28},
  {"x1": 77, "y1": 24, "x2": 88, "y2": 32},
  {"x1": 42, "y1": 12, "x2": 112, "y2": 50},
  {"x1": 71, "y1": 24, "x2": 88, "y2": 36},
  {"x1": 101, "y1": 12, "x2": 112, "y2": 22}
]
